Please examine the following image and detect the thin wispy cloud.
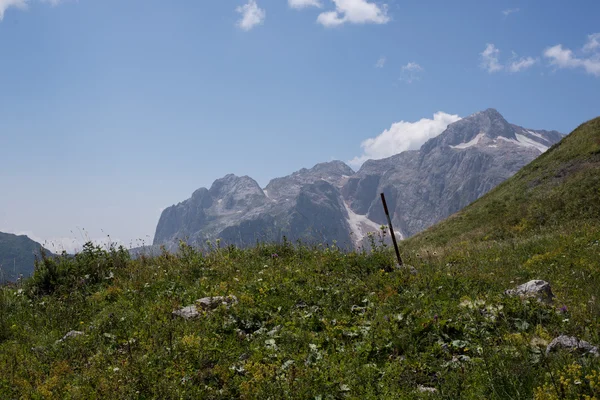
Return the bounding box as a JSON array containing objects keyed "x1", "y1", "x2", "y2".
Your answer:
[
  {"x1": 508, "y1": 52, "x2": 537, "y2": 72},
  {"x1": 236, "y1": 0, "x2": 266, "y2": 31},
  {"x1": 480, "y1": 44, "x2": 537, "y2": 73},
  {"x1": 349, "y1": 112, "x2": 461, "y2": 167},
  {"x1": 400, "y1": 62, "x2": 423, "y2": 83},
  {"x1": 0, "y1": 0, "x2": 71, "y2": 21},
  {"x1": 544, "y1": 33, "x2": 600, "y2": 77},
  {"x1": 502, "y1": 8, "x2": 519, "y2": 17},
  {"x1": 288, "y1": 0, "x2": 322, "y2": 9},
  {"x1": 583, "y1": 33, "x2": 600, "y2": 53},
  {"x1": 480, "y1": 44, "x2": 503, "y2": 73},
  {"x1": 0, "y1": 0, "x2": 27, "y2": 20},
  {"x1": 41, "y1": 0, "x2": 68, "y2": 5},
  {"x1": 375, "y1": 56, "x2": 386, "y2": 68},
  {"x1": 317, "y1": 0, "x2": 390, "y2": 27}
]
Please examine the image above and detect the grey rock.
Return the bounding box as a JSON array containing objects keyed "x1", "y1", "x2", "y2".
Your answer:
[
  {"x1": 505, "y1": 280, "x2": 555, "y2": 303},
  {"x1": 546, "y1": 335, "x2": 599, "y2": 357},
  {"x1": 197, "y1": 295, "x2": 238, "y2": 310},
  {"x1": 57, "y1": 330, "x2": 84, "y2": 343},
  {"x1": 153, "y1": 109, "x2": 563, "y2": 250},
  {"x1": 172, "y1": 305, "x2": 200, "y2": 320}
]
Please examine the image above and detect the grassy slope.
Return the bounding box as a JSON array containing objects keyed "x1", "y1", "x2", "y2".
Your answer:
[
  {"x1": 0, "y1": 118, "x2": 599, "y2": 399},
  {"x1": 409, "y1": 116, "x2": 600, "y2": 247},
  {"x1": 0, "y1": 232, "x2": 52, "y2": 282}
]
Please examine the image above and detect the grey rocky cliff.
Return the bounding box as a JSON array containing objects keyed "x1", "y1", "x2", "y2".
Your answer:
[
  {"x1": 343, "y1": 108, "x2": 563, "y2": 237},
  {"x1": 154, "y1": 162, "x2": 355, "y2": 249},
  {"x1": 153, "y1": 109, "x2": 563, "y2": 249}
]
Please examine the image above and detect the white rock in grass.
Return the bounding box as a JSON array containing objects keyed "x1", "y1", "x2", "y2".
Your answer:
[
  {"x1": 57, "y1": 330, "x2": 84, "y2": 343},
  {"x1": 173, "y1": 295, "x2": 238, "y2": 319},
  {"x1": 546, "y1": 335, "x2": 599, "y2": 357},
  {"x1": 505, "y1": 280, "x2": 554, "y2": 303},
  {"x1": 417, "y1": 385, "x2": 438, "y2": 393}
]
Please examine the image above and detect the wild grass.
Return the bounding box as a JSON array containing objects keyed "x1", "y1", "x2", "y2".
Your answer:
[{"x1": 0, "y1": 224, "x2": 598, "y2": 399}]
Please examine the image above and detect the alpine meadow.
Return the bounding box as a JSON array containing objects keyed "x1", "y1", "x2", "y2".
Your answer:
[
  {"x1": 1, "y1": 117, "x2": 599, "y2": 398},
  {"x1": 1, "y1": 1, "x2": 600, "y2": 399}
]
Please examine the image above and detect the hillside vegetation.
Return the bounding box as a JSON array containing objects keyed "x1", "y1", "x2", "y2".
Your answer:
[
  {"x1": 0, "y1": 118, "x2": 599, "y2": 399},
  {"x1": 0, "y1": 232, "x2": 51, "y2": 283}
]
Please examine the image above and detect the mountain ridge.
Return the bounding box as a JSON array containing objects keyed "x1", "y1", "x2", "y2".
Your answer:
[
  {"x1": 0, "y1": 232, "x2": 52, "y2": 282},
  {"x1": 153, "y1": 109, "x2": 563, "y2": 250}
]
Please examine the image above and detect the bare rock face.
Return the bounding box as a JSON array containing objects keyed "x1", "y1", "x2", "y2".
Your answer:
[
  {"x1": 546, "y1": 335, "x2": 599, "y2": 357},
  {"x1": 343, "y1": 109, "x2": 562, "y2": 238},
  {"x1": 152, "y1": 109, "x2": 562, "y2": 250},
  {"x1": 505, "y1": 280, "x2": 555, "y2": 303}
]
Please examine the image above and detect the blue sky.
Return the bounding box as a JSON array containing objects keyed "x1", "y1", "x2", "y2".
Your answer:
[{"x1": 1, "y1": 0, "x2": 599, "y2": 251}]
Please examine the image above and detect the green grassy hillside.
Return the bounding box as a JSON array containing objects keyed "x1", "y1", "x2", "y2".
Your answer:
[
  {"x1": 0, "y1": 232, "x2": 52, "y2": 282},
  {"x1": 0, "y1": 118, "x2": 599, "y2": 399}
]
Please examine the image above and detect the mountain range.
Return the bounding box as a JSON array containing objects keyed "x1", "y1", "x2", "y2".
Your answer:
[{"x1": 153, "y1": 108, "x2": 563, "y2": 250}]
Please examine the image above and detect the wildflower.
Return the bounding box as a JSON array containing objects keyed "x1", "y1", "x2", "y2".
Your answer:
[
  {"x1": 559, "y1": 305, "x2": 568, "y2": 313},
  {"x1": 271, "y1": 253, "x2": 279, "y2": 259},
  {"x1": 434, "y1": 314, "x2": 439, "y2": 323}
]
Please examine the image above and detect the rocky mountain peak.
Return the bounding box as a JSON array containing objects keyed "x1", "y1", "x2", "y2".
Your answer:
[
  {"x1": 309, "y1": 161, "x2": 355, "y2": 177},
  {"x1": 420, "y1": 109, "x2": 561, "y2": 155},
  {"x1": 208, "y1": 174, "x2": 264, "y2": 199},
  {"x1": 264, "y1": 161, "x2": 354, "y2": 200}
]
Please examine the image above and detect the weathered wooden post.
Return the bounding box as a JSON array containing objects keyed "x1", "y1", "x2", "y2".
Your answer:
[{"x1": 380, "y1": 193, "x2": 403, "y2": 266}]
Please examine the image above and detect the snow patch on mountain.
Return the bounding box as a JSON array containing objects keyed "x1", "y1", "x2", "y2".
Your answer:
[
  {"x1": 515, "y1": 134, "x2": 549, "y2": 152},
  {"x1": 344, "y1": 202, "x2": 382, "y2": 245},
  {"x1": 526, "y1": 130, "x2": 545, "y2": 139},
  {"x1": 498, "y1": 134, "x2": 548, "y2": 153},
  {"x1": 450, "y1": 133, "x2": 486, "y2": 149}
]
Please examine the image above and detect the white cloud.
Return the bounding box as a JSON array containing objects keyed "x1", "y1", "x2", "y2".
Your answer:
[
  {"x1": 317, "y1": 0, "x2": 390, "y2": 27},
  {"x1": 583, "y1": 33, "x2": 600, "y2": 53},
  {"x1": 289, "y1": 0, "x2": 322, "y2": 9},
  {"x1": 480, "y1": 44, "x2": 537, "y2": 74},
  {"x1": 349, "y1": 112, "x2": 461, "y2": 167},
  {"x1": 480, "y1": 43, "x2": 503, "y2": 73},
  {"x1": 544, "y1": 33, "x2": 600, "y2": 77},
  {"x1": 502, "y1": 8, "x2": 519, "y2": 16},
  {"x1": 375, "y1": 56, "x2": 386, "y2": 68},
  {"x1": 399, "y1": 61, "x2": 423, "y2": 83},
  {"x1": 0, "y1": 0, "x2": 28, "y2": 20},
  {"x1": 0, "y1": 0, "x2": 71, "y2": 21},
  {"x1": 508, "y1": 53, "x2": 537, "y2": 72},
  {"x1": 41, "y1": 0, "x2": 66, "y2": 5},
  {"x1": 236, "y1": 0, "x2": 266, "y2": 31}
]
